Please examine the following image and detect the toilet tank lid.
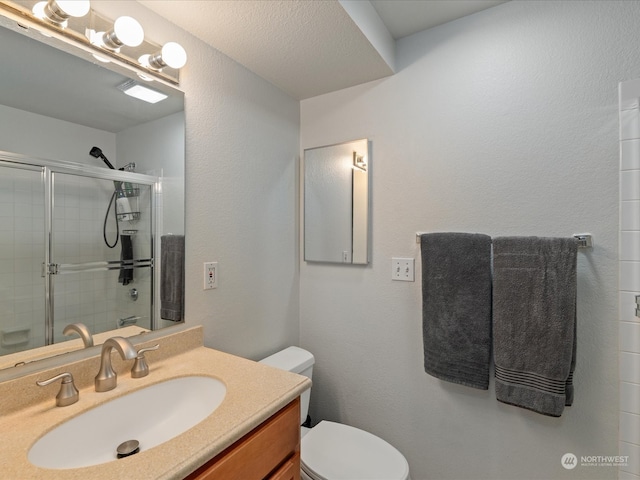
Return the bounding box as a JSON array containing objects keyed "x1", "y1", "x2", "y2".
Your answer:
[{"x1": 259, "y1": 346, "x2": 314, "y2": 374}]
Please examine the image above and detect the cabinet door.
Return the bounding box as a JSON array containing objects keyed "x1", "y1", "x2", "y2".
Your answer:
[
  {"x1": 269, "y1": 455, "x2": 300, "y2": 480},
  {"x1": 186, "y1": 398, "x2": 300, "y2": 480}
]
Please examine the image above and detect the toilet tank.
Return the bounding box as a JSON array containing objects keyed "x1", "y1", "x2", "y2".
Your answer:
[{"x1": 259, "y1": 346, "x2": 314, "y2": 424}]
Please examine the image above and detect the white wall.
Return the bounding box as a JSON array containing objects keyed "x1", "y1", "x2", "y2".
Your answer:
[
  {"x1": 95, "y1": 1, "x2": 301, "y2": 359},
  {"x1": 0, "y1": 104, "x2": 116, "y2": 165},
  {"x1": 301, "y1": 2, "x2": 632, "y2": 479},
  {"x1": 618, "y1": 79, "x2": 640, "y2": 479},
  {"x1": 117, "y1": 111, "x2": 185, "y2": 235}
]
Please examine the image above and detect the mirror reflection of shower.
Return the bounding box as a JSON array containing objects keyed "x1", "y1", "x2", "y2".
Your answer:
[
  {"x1": 90, "y1": 147, "x2": 139, "y2": 287},
  {"x1": 90, "y1": 147, "x2": 138, "y2": 249}
]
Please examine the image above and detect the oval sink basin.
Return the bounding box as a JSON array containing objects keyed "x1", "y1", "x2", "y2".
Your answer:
[{"x1": 28, "y1": 376, "x2": 226, "y2": 469}]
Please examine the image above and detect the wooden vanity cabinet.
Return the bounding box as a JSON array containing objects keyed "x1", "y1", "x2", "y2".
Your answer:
[{"x1": 185, "y1": 398, "x2": 301, "y2": 480}]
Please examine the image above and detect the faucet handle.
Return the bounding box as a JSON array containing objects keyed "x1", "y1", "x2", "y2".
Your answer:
[
  {"x1": 36, "y1": 372, "x2": 79, "y2": 407},
  {"x1": 131, "y1": 344, "x2": 159, "y2": 378}
]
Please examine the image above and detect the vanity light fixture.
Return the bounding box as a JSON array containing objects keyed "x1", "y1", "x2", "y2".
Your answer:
[
  {"x1": 3, "y1": 0, "x2": 186, "y2": 84},
  {"x1": 93, "y1": 15, "x2": 144, "y2": 51},
  {"x1": 32, "y1": 0, "x2": 90, "y2": 27},
  {"x1": 139, "y1": 41, "x2": 187, "y2": 70},
  {"x1": 117, "y1": 80, "x2": 167, "y2": 104},
  {"x1": 353, "y1": 152, "x2": 367, "y2": 171}
]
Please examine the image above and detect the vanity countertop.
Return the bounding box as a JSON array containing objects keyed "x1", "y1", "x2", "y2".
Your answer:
[{"x1": 0, "y1": 338, "x2": 311, "y2": 479}]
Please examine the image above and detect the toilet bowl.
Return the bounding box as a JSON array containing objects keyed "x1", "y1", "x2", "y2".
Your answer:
[{"x1": 260, "y1": 347, "x2": 410, "y2": 480}]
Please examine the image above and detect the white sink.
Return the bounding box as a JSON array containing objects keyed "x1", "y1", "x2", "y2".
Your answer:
[{"x1": 28, "y1": 376, "x2": 226, "y2": 469}]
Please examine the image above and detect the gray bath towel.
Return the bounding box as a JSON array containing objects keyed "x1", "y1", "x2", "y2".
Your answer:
[
  {"x1": 421, "y1": 233, "x2": 493, "y2": 390},
  {"x1": 492, "y1": 236, "x2": 577, "y2": 417},
  {"x1": 160, "y1": 235, "x2": 185, "y2": 322}
]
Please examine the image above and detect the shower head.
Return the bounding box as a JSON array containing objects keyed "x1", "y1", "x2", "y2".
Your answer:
[
  {"x1": 89, "y1": 146, "x2": 102, "y2": 158},
  {"x1": 89, "y1": 146, "x2": 115, "y2": 170}
]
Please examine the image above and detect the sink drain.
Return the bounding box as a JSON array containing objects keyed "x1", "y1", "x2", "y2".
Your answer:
[{"x1": 117, "y1": 440, "x2": 140, "y2": 459}]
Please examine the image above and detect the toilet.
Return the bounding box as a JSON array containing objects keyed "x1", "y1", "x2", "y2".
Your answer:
[{"x1": 260, "y1": 346, "x2": 410, "y2": 480}]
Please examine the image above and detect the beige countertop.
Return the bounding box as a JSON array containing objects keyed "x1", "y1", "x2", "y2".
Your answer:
[{"x1": 0, "y1": 327, "x2": 311, "y2": 479}]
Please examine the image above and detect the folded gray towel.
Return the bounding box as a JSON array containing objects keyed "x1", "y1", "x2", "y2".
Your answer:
[
  {"x1": 492, "y1": 236, "x2": 577, "y2": 417},
  {"x1": 160, "y1": 235, "x2": 185, "y2": 322},
  {"x1": 421, "y1": 233, "x2": 493, "y2": 390}
]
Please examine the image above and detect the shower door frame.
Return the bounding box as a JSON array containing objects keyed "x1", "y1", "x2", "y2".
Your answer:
[{"x1": 0, "y1": 150, "x2": 160, "y2": 347}]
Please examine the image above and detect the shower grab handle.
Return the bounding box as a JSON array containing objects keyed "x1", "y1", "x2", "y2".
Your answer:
[{"x1": 44, "y1": 258, "x2": 153, "y2": 276}]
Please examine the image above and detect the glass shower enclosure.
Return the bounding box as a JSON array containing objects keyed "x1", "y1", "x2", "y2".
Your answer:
[{"x1": 0, "y1": 152, "x2": 158, "y2": 355}]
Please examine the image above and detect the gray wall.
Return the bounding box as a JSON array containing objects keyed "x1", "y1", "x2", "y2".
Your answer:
[{"x1": 300, "y1": 2, "x2": 630, "y2": 479}]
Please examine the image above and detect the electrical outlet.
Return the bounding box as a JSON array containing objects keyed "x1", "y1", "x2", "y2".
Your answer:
[
  {"x1": 203, "y1": 262, "x2": 218, "y2": 290},
  {"x1": 392, "y1": 257, "x2": 415, "y2": 282}
]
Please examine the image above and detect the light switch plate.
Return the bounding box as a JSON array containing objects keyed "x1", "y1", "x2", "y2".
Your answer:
[{"x1": 392, "y1": 258, "x2": 414, "y2": 282}]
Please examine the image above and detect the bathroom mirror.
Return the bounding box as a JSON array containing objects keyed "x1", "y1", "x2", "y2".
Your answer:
[
  {"x1": 0, "y1": 12, "x2": 185, "y2": 368},
  {"x1": 304, "y1": 139, "x2": 370, "y2": 264}
]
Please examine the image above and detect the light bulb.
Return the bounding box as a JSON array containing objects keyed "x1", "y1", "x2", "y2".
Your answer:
[
  {"x1": 113, "y1": 16, "x2": 144, "y2": 47},
  {"x1": 55, "y1": 0, "x2": 90, "y2": 18},
  {"x1": 32, "y1": 0, "x2": 89, "y2": 27},
  {"x1": 141, "y1": 42, "x2": 187, "y2": 70},
  {"x1": 101, "y1": 16, "x2": 144, "y2": 49},
  {"x1": 160, "y1": 42, "x2": 187, "y2": 69}
]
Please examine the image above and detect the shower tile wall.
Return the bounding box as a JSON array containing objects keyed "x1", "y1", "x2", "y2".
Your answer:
[{"x1": 619, "y1": 79, "x2": 640, "y2": 479}]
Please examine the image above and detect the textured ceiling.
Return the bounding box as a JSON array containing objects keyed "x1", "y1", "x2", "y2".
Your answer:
[
  {"x1": 139, "y1": 0, "x2": 395, "y2": 100},
  {"x1": 140, "y1": 0, "x2": 507, "y2": 100}
]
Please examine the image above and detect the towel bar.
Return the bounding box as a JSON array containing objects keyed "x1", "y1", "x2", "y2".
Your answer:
[{"x1": 415, "y1": 232, "x2": 593, "y2": 249}]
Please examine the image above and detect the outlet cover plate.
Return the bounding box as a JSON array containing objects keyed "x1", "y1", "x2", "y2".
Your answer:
[{"x1": 203, "y1": 262, "x2": 218, "y2": 289}]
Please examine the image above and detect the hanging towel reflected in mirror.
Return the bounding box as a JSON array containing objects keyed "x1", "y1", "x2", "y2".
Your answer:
[
  {"x1": 161, "y1": 235, "x2": 184, "y2": 322},
  {"x1": 119, "y1": 234, "x2": 134, "y2": 286}
]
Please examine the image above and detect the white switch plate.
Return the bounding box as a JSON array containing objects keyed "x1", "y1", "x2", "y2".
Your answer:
[
  {"x1": 392, "y1": 257, "x2": 415, "y2": 282},
  {"x1": 203, "y1": 262, "x2": 218, "y2": 290}
]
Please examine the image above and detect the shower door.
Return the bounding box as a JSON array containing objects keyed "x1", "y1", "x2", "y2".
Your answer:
[
  {"x1": 0, "y1": 162, "x2": 46, "y2": 354},
  {"x1": 48, "y1": 169, "x2": 155, "y2": 344},
  {"x1": 0, "y1": 153, "x2": 158, "y2": 356}
]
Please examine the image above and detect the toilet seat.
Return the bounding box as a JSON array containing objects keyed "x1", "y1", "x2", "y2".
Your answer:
[{"x1": 301, "y1": 421, "x2": 410, "y2": 480}]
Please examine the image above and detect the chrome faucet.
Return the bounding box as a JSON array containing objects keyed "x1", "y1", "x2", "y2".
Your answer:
[
  {"x1": 95, "y1": 337, "x2": 137, "y2": 392},
  {"x1": 63, "y1": 323, "x2": 93, "y2": 348}
]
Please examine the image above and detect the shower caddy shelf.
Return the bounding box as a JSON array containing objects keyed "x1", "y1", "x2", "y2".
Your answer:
[{"x1": 115, "y1": 184, "x2": 141, "y2": 222}]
